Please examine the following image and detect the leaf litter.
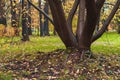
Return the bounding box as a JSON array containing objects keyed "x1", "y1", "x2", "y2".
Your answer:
[{"x1": 0, "y1": 49, "x2": 120, "y2": 80}]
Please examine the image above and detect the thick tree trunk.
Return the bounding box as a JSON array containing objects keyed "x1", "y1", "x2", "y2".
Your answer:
[
  {"x1": 48, "y1": 0, "x2": 77, "y2": 48},
  {"x1": 76, "y1": 0, "x2": 86, "y2": 50},
  {"x1": 77, "y1": 0, "x2": 97, "y2": 51}
]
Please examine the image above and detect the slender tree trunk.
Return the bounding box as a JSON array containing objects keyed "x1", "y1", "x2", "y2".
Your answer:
[
  {"x1": 21, "y1": 0, "x2": 29, "y2": 41},
  {"x1": 10, "y1": 0, "x2": 20, "y2": 36},
  {"x1": 28, "y1": 0, "x2": 32, "y2": 35},
  {"x1": 38, "y1": 0, "x2": 44, "y2": 36},
  {"x1": 44, "y1": 1, "x2": 50, "y2": 36},
  {"x1": 117, "y1": 15, "x2": 120, "y2": 33},
  {"x1": 0, "y1": 0, "x2": 7, "y2": 26}
]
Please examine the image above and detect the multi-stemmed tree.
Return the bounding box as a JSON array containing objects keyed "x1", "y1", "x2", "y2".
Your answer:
[
  {"x1": 48, "y1": 0, "x2": 120, "y2": 54},
  {"x1": 27, "y1": 0, "x2": 120, "y2": 57}
]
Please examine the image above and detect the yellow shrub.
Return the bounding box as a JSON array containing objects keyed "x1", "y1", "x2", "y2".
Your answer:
[
  {"x1": 0, "y1": 24, "x2": 5, "y2": 36},
  {"x1": 4, "y1": 27, "x2": 15, "y2": 37}
]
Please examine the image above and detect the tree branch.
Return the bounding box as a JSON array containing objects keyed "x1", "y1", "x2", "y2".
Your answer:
[
  {"x1": 27, "y1": 0, "x2": 54, "y2": 25},
  {"x1": 91, "y1": 0, "x2": 120, "y2": 42},
  {"x1": 95, "y1": 0, "x2": 105, "y2": 30},
  {"x1": 67, "y1": 0, "x2": 80, "y2": 30}
]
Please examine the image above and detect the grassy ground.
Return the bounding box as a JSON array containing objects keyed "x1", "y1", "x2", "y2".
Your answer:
[
  {"x1": 0, "y1": 32, "x2": 120, "y2": 80},
  {"x1": 0, "y1": 32, "x2": 120, "y2": 55},
  {"x1": 92, "y1": 32, "x2": 120, "y2": 54}
]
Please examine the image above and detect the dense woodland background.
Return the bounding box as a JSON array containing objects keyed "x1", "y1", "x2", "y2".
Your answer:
[{"x1": 0, "y1": 0, "x2": 120, "y2": 38}]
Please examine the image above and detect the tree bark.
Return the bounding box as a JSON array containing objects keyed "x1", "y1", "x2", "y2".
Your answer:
[
  {"x1": 0, "y1": 0, "x2": 7, "y2": 26},
  {"x1": 38, "y1": 0, "x2": 44, "y2": 36},
  {"x1": 44, "y1": 1, "x2": 50, "y2": 36},
  {"x1": 76, "y1": 0, "x2": 86, "y2": 50},
  {"x1": 48, "y1": 0, "x2": 77, "y2": 48},
  {"x1": 10, "y1": 0, "x2": 20, "y2": 36},
  {"x1": 28, "y1": 0, "x2": 32, "y2": 35},
  {"x1": 76, "y1": 0, "x2": 97, "y2": 50},
  {"x1": 21, "y1": 0, "x2": 29, "y2": 41}
]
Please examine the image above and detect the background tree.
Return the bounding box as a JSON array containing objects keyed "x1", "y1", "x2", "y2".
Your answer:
[
  {"x1": 21, "y1": 0, "x2": 29, "y2": 41},
  {"x1": 0, "y1": 0, "x2": 7, "y2": 26},
  {"x1": 43, "y1": 1, "x2": 50, "y2": 36},
  {"x1": 10, "y1": 0, "x2": 20, "y2": 36},
  {"x1": 38, "y1": 0, "x2": 50, "y2": 36},
  {"x1": 38, "y1": 0, "x2": 44, "y2": 36},
  {"x1": 115, "y1": 11, "x2": 120, "y2": 33},
  {"x1": 28, "y1": 0, "x2": 32, "y2": 35}
]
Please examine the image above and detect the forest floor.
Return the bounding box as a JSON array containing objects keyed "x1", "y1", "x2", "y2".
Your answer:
[
  {"x1": 0, "y1": 32, "x2": 120, "y2": 80},
  {"x1": 0, "y1": 49, "x2": 120, "y2": 80}
]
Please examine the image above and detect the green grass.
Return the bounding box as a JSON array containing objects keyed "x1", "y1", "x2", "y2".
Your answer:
[
  {"x1": 0, "y1": 36, "x2": 65, "y2": 54},
  {"x1": 92, "y1": 32, "x2": 120, "y2": 54},
  {"x1": 0, "y1": 32, "x2": 120, "y2": 56}
]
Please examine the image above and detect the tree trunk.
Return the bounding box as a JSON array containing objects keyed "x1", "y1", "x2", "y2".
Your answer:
[
  {"x1": 0, "y1": 0, "x2": 7, "y2": 26},
  {"x1": 44, "y1": 1, "x2": 50, "y2": 36},
  {"x1": 21, "y1": 0, "x2": 29, "y2": 41},
  {"x1": 28, "y1": 0, "x2": 32, "y2": 35},
  {"x1": 77, "y1": 0, "x2": 97, "y2": 51},
  {"x1": 10, "y1": 0, "x2": 19, "y2": 36},
  {"x1": 38, "y1": 0, "x2": 44, "y2": 36},
  {"x1": 48, "y1": 0, "x2": 77, "y2": 48}
]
